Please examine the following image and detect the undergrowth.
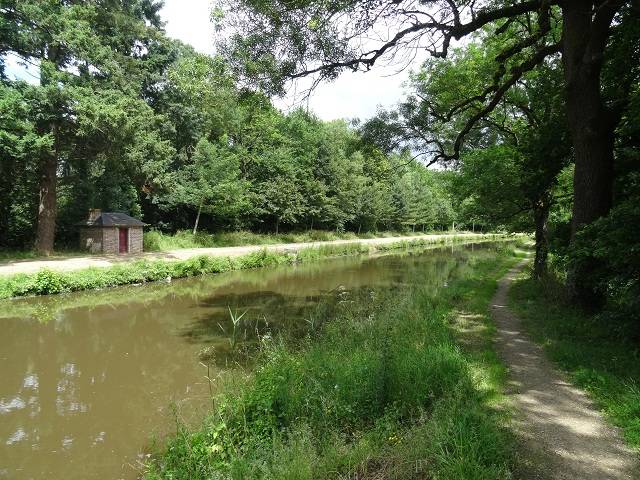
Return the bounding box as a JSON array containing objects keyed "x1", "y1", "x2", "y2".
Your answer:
[
  {"x1": 144, "y1": 247, "x2": 521, "y2": 480},
  {"x1": 509, "y1": 269, "x2": 640, "y2": 449}
]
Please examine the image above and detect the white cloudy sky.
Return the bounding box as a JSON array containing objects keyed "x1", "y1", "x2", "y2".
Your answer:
[
  {"x1": 161, "y1": 0, "x2": 418, "y2": 121},
  {"x1": 3, "y1": 0, "x2": 420, "y2": 122}
]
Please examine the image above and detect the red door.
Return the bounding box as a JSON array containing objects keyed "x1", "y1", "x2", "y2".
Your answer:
[{"x1": 118, "y1": 228, "x2": 128, "y2": 254}]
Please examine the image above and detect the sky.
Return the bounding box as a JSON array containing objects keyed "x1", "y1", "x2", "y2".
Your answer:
[
  {"x1": 3, "y1": 0, "x2": 418, "y2": 122},
  {"x1": 160, "y1": 0, "x2": 417, "y2": 122}
]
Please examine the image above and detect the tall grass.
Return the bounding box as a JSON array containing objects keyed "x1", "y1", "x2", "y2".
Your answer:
[
  {"x1": 142, "y1": 229, "x2": 436, "y2": 251},
  {"x1": 144, "y1": 250, "x2": 521, "y2": 480}
]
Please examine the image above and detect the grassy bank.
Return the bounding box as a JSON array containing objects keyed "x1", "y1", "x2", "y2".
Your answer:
[
  {"x1": 144, "y1": 245, "x2": 522, "y2": 480},
  {"x1": 509, "y1": 271, "x2": 640, "y2": 449},
  {"x1": 0, "y1": 230, "x2": 460, "y2": 262},
  {"x1": 142, "y1": 229, "x2": 445, "y2": 251},
  {"x1": 0, "y1": 235, "x2": 506, "y2": 300}
]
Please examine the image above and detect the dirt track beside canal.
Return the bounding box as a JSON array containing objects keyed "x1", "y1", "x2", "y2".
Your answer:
[{"x1": 0, "y1": 233, "x2": 493, "y2": 276}]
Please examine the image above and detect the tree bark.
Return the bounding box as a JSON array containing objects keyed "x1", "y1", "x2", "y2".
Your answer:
[
  {"x1": 35, "y1": 125, "x2": 58, "y2": 255},
  {"x1": 35, "y1": 49, "x2": 62, "y2": 256},
  {"x1": 0, "y1": 157, "x2": 13, "y2": 246},
  {"x1": 192, "y1": 201, "x2": 202, "y2": 235},
  {"x1": 562, "y1": 1, "x2": 615, "y2": 237},
  {"x1": 533, "y1": 200, "x2": 550, "y2": 280},
  {"x1": 561, "y1": 1, "x2": 619, "y2": 302}
]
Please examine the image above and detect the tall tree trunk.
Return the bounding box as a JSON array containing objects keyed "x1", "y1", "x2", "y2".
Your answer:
[
  {"x1": 0, "y1": 157, "x2": 13, "y2": 247},
  {"x1": 533, "y1": 200, "x2": 550, "y2": 280},
  {"x1": 562, "y1": 1, "x2": 618, "y2": 302},
  {"x1": 275, "y1": 217, "x2": 279, "y2": 235},
  {"x1": 563, "y1": 2, "x2": 615, "y2": 235},
  {"x1": 35, "y1": 125, "x2": 58, "y2": 255},
  {"x1": 192, "y1": 201, "x2": 203, "y2": 235},
  {"x1": 35, "y1": 50, "x2": 62, "y2": 256}
]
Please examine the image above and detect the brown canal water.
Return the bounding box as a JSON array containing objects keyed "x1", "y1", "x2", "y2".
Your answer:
[{"x1": 0, "y1": 241, "x2": 508, "y2": 479}]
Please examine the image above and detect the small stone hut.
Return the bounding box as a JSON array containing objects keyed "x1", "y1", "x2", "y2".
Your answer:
[{"x1": 78, "y1": 209, "x2": 146, "y2": 254}]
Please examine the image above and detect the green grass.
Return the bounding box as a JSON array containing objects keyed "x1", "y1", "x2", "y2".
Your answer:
[
  {"x1": 0, "y1": 249, "x2": 86, "y2": 262},
  {"x1": 0, "y1": 250, "x2": 291, "y2": 300},
  {"x1": 509, "y1": 269, "x2": 640, "y2": 449},
  {"x1": 0, "y1": 229, "x2": 470, "y2": 262},
  {"x1": 142, "y1": 229, "x2": 450, "y2": 251},
  {"x1": 144, "y1": 247, "x2": 522, "y2": 480}
]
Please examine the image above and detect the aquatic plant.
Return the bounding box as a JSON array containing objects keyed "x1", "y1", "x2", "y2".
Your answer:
[{"x1": 224, "y1": 307, "x2": 248, "y2": 351}]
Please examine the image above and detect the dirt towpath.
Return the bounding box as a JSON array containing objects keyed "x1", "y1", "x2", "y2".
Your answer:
[
  {"x1": 0, "y1": 233, "x2": 492, "y2": 277},
  {"x1": 492, "y1": 262, "x2": 638, "y2": 479}
]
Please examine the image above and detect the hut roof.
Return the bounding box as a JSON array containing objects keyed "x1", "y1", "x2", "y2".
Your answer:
[{"x1": 78, "y1": 212, "x2": 146, "y2": 227}]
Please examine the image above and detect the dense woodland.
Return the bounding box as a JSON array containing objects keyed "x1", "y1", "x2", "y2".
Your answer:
[
  {"x1": 1, "y1": 1, "x2": 639, "y2": 324},
  {"x1": 0, "y1": 1, "x2": 460, "y2": 254}
]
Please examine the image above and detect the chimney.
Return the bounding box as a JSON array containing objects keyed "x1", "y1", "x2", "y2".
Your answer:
[{"x1": 88, "y1": 209, "x2": 101, "y2": 223}]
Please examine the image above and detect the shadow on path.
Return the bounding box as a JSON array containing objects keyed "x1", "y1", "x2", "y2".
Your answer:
[{"x1": 492, "y1": 262, "x2": 638, "y2": 480}]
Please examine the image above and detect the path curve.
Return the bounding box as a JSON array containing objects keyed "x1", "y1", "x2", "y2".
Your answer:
[
  {"x1": 0, "y1": 233, "x2": 494, "y2": 276},
  {"x1": 492, "y1": 262, "x2": 638, "y2": 479}
]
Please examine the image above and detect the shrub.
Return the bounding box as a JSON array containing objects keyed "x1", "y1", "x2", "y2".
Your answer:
[{"x1": 569, "y1": 197, "x2": 640, "y2": 333}]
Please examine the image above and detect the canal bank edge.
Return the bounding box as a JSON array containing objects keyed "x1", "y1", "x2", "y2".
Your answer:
[{"x1": 0, "y1": 233, "x2": 520, "y2": 300}]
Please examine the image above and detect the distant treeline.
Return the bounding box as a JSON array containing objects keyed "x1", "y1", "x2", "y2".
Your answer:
[{"x1": 0, "y1": 2, "x2": 465, "y2": 251}]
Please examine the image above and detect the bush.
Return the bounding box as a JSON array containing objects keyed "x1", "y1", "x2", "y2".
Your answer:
[
  {"x1": 30, "y1": 269, "x2": 65, "y2": 295},
  {"x1": 569, "y1": 197, "x2": 640, "y2": 333}
]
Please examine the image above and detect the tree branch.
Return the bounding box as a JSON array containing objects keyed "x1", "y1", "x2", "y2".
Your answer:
[{"x1": 440, "y1": 41, "x2": 561, "y2": 161}]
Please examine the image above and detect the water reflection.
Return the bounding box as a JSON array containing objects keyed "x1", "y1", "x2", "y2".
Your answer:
[{"x1": 0, "y1": 242, "x2": 508, "y2": 479}]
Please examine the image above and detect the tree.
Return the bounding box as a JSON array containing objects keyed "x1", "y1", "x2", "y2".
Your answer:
[
  {"x1": 364, "y1": 29, "x2": 571, "y2": 276},
  {"x1": 0, "y1": 83, "x2": 50, "y2": 247},
  {"x1": 220, "y1": 0, "x2": 640, "y2": 300},
  {"x1": 256, "y1": 177, "x2": 305, "y2": 234},
  {"x1": 395, "y1": 164, "x2": 437, "y2": 232},
  {"x1": 250, "y1": 146, "x2": 306, "y2": 233},
  {"x1": 167, "y1": 138, "x2": 248, "y2": 234},
  {"x1": 1, "y1": 0, "x2": 165, "y2": 254}
]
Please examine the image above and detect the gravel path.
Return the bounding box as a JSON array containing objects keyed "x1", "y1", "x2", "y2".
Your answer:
[
  {"x1": 492, "y1": 262, "x2": 639, "y2": 480},
  {"x1": 0, "y1": 233, "x2": 490, "y2": 276}
]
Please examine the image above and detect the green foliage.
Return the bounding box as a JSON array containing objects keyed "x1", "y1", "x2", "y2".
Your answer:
[
  {"x1": 1, "y1": 2, "x2": 473, "y2": 250},
  {"x1": 568, "y1": 195, "x2": 640, "y2": 325},
  {"x1": 296, "y1": 242, "x2": 369, "y2": 261},
  {"x1": 0, "y1": 0, "x2": 174, "y2": 250},
  {"x1": 165, "y1": 137, "x2": 249, "y2": 232},
  {"x1": 145, "y1": 252, "x2": 520, "y2": 479},
  {"x1": 0, "y1": 255, "x2": 249, "y2": 299}
]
